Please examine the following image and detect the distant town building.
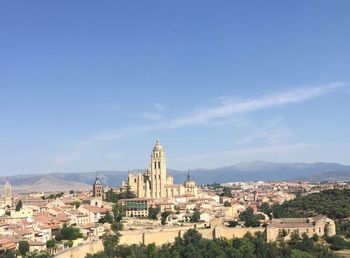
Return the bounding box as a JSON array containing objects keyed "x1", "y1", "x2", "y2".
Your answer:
[
  {"x1": 4, "y1": 179, "x2": 12, "y2": 207},
  {"x1": 120, "y1": 198, "x2": 156, "y2": 218},
  {"x1": 93, "y1": 175, "x2": 102, "y2": 198},
  {"x1": 123, "y1": 139, "x2": 198, "y2": 199},
  {"x1": 266, "y1": 215, "x2": 336, "y2": 242}
]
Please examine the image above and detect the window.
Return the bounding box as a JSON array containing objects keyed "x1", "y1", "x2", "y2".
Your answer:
[
  {"x1": 154, "y1": 162, "x2": 157, "y2": 169},
  {"x1": 134, "y1": 179, "x2": 137, "y2": 183},
  {"x1": 158, "y1": 162, "x2": 161, "y2": 169}
]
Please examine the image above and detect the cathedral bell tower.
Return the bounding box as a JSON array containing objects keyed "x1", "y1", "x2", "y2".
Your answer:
[
  {"x1": 4, "y1": 179, "x2": 12, "y2": 207},
  {"x1": 150, "y1": 138, "x2": 167, "y2": 198}
]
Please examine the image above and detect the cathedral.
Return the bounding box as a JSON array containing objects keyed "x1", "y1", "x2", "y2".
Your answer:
[{"x1": 123, "y1": 139, "x2": 197, "y2": 199}]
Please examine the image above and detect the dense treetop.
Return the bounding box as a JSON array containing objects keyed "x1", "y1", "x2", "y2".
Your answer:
[
  {"x1": 272, "y1": 189, "x2": 350, "y2": 219},
  {"x1": 86, "y1": 229, "x2": 339, "y2": 258}
]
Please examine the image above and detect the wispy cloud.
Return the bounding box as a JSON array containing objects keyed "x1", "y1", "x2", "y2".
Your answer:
[
  {"x1": 51, "y1": 82, "x2": 346, "y2": 168},
  {"x1": 72, "y1": 82, "x2": 346, "y2": 144},
  {"x1": 169, "y1": 82, "x2": 345, "y2": 128}
]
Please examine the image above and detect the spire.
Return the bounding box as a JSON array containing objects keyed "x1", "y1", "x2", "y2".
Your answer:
[
  {"x1": 94, "y1": 173, "x2": 101, "y2": 185},
  {"x1": 187, "y1": 169, "x2": 191, "y2": 180}
]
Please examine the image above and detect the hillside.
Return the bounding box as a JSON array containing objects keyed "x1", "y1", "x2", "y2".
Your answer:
[
  {"x1": 272, "y1": 189, "x2": 350, "y2": 220},
  {"x1": 0, "y1": 175, "x2": 90, "y2": 193},
  {"x1": 299, "y1": 171, "x2": 350, "y2": 182},
  {"x1": 1, "y1": 161, "x2": 350, "y2": 191}
]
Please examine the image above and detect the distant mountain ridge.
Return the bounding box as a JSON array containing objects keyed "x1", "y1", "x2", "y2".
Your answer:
[{"x1": 1, "y1": 161, "x2": 350, "y2": 192}]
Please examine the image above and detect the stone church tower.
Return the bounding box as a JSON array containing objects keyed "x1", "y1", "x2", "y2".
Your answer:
[
  {"x1": 93, "y1": 175, "x2": 102, "y2": 198},
  {"x1": 4, "y1": 179, "x2": 12, "y2": 207}
]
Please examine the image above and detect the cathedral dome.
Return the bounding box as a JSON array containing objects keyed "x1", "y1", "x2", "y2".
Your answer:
[{"x1": 153, "y1": 138, "x2": 163, "y2": 151}]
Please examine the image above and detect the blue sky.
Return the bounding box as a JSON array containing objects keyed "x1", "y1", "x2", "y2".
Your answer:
[{"x1": 1, "y1": 1, "x2": 350, "y2": 175}]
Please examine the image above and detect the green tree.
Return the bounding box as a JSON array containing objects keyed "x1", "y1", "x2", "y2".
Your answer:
[
  {"x1": 119, "y1": 185, "x2": 137, "y2": 199},
  {"x1": 220, "y1": 187, "x2": 232, "y2": 197},
  {"x1": 111, "y1": 221, "x2": 123, "y2": 232},
  {"x1": 104, "y1": 189, "x2": 120, "y2": 203},
  {"x1": 148, "y1": 207, "x2": 160, "y2": 220},
  {"x1": 146, "y1": 243, "x2": 158, "y2": 258},
  {"x1": 311, "y1": 234, "x2": 319, "y2": 242},
  {"x1": 25, "y1": 250, "x2": 52, "y2": 258},
  {"x1": 15, "y1": 199, "x2": 23, "y2": 211},
  {"x1": 223, "y1": 201, "x2": 231, "y2": 207},
  {"x1": 272, "y1": 189, "x2": 350, "y2": 220},
  {"x1": 325, "y1": 235, "x2": 350, "y2": 250},
  {"x1": 113, "y1": 203, "x2": 124, "y2": 222},
  {"x1": 239, "y1": 207, "x2": 261, "y2": 227},
  {"x1": 183, "y1": 229, "x2": 202, "y2": 246},
  {"x1": 99, "y1": 211, "x2": 113, "y2": 224},
  {"x1": 336, "y1": 220, "x2": 350, "y2": 238},
  {"x1": 289, "y1": 231, "x2": 301, "y2": 249},
  {"x1": 64, "y1": 240, "x2": 74, "y2": 248},
  {"x1": 190, "y1": 209, "x2": 201, "y2": 223},
  {"x1": 3, "y1": 250, "x2": 15, "y2": 258},
  {"x1": 18, "y1": 240, "x2": 29, "y2": 256},
  {"x1": 228, "y1": 221, "x2": 239, "y2": 227},
  {"x1": 290, "y1": 249, "x2": 314, "y2": 258},
  {"x1": 103, "y1": 233, "x2": 121, "y2": 257},
  {"x1": 85, "y1": 251, "x2": 109, "y2": 258},
  {"x1": 278, "y1": 229, "x2": 288, "y2": 240},
  {"x1": 259, "y1": 202, "x2": 272, "y2": 216},
  {"x1": 46, "y1": 239, "x2": 58, "y2": 249},
  {"x1": 84, "y1": 226, "x2": 339, "y2": 258},
  {"x1": 161, "y1": 211, "x2": 171, "y2": 225},
  {"x1": 45, "y1": 192, "x2": 64, "y2": 200},
  {"x1": 60, "y1": 224, "x2": 83, "y2": 240},
  {"x1": 71, "y1": 201, "x2": 81, "y2": 209}
]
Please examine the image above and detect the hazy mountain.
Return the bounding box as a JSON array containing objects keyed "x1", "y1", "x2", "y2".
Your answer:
[
  {"x1": 171, "y1": 162, "x2": 350, "y2": 184},
  {"x1": 0, "y1": 175, "x2": 90, "y2": 193},
  {"x1": 1, "y1": 161, "x2": 349, "y2": 192},
  {"x1": 299, "y1": 171, "x2": 350, "y2": 182}
]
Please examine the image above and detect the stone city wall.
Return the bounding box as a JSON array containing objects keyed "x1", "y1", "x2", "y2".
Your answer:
[
  {"x1": 54, "y1": 227, "x2": 264, "y2": 258},
  {"x1": 54, "y1": 240, "x2": 103, "y2": 258}
]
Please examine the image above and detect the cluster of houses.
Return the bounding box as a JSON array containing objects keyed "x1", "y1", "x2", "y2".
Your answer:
[{"x1": 0, "y1": 179, "x2": 110, "y2": 256}]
